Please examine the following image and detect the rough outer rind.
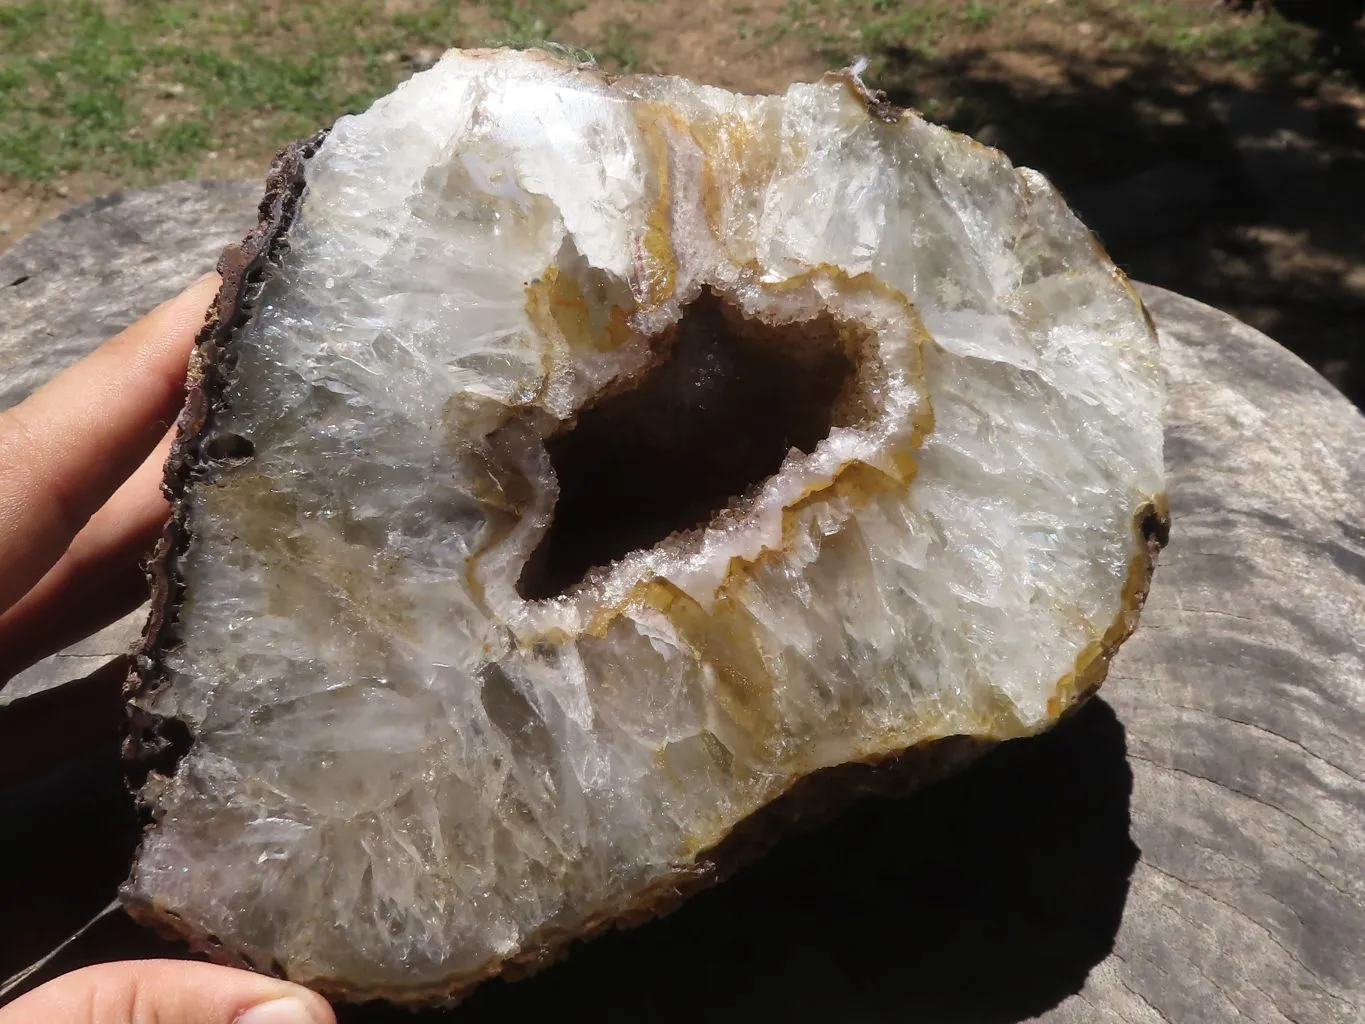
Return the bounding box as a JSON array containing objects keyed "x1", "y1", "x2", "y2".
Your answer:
[
  {"x1": 123, "y1": 130, "x2": 329, "y2": 782},
  {"x1": 121, "y1": 110, "x2": 1170, "y2": 1002}
]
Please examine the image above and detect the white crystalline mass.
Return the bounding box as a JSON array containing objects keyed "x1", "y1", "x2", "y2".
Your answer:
[{"x1": 127, "y1": 49, "x2": 1165, "y2": 998}]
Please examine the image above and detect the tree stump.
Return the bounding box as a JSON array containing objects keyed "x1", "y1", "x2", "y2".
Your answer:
[{"x1": 1, "y1": 181, "x2": 1361, "y2": 1023}]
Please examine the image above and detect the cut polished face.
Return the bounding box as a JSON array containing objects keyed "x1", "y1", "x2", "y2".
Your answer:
[{"x1": 124, "y1": 49, "x2": 1166, "y2": 1002}]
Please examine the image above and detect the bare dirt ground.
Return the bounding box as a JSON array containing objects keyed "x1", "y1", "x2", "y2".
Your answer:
[{"x1": 4, "y1": 0, "x2": 1363, "y2": 404}]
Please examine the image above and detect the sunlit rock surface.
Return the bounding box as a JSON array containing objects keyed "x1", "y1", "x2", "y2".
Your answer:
[{"x1": 125, "y1": 48, "x2": 1166, "y2": 1001}]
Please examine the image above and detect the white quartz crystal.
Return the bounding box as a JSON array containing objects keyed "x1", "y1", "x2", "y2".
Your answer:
[{"x1": 126, "y1": 49, "x2": 1165, "y2": 1000}]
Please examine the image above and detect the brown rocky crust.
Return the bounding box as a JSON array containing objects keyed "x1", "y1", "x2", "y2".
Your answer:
[
  {"x1": 828, "y1": 68, "x2": 908, "y2": 124},
  {"x1": 122, "y1": 130, "x2": 329, "y2": 789}
]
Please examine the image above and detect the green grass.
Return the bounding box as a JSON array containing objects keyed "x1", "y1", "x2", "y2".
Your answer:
[
  {"x1": 960, "y1": 2, "x2": 997, "y2": 31},
  {"x1": 769, "y1": 0, "x2": 1321, "y2": 120},
  {"x1": 1121, "y1": 0, "x2": 1317, "y2": 72},
  {"x1": 485, "y1": 0, "x2": 584, "y2": 48},
  {"x1": 0, "y1": 0, "x2": 600, "y2": 182},
  {"x1": 591, "y1": 19, "x2": 649, "y2": 72},
  {"x1": 0, "y1": 0, "x2": 1331, "y2": 185}
]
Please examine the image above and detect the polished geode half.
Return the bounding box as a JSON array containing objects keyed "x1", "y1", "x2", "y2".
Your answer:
[{"x1": 124, "y1": 48, "x2": 1167, "y2": 1001}]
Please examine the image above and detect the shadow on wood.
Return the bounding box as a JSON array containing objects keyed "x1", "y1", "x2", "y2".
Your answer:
[
  {"x1": 0, "y1": 700, "x2": 1137, "y2": 1021},
  {"x1": 431, "y1": 698, "x2": 1138, "y2": 1023}
]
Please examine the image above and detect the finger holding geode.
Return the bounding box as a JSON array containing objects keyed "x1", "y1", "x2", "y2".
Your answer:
[{"x1": 123, "y1": 49, "x2": 1167, "y2": 1003}]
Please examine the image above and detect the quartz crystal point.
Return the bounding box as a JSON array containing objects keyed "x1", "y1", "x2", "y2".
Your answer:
[{"x1": 124, "y1": 48, "x2": 1168, "y2": 1002}]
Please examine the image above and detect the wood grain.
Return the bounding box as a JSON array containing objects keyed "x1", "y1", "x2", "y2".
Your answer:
[
  {"x1": 0, "y1": 183, "x2": 1360, "y2": 1022},
  {"x1": 1065, "y1": 283, "x2": 1365, "y2": 1024}
]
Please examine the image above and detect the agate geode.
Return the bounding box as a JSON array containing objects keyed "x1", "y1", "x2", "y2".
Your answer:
[{"x1": 124, "y1": 48, "x2": 1168, "y2": 1002}]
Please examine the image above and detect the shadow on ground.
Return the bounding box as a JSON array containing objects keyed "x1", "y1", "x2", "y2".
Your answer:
[
  {"x1": 873, "y1": 12, "x2": 1365, "y2": 409},
  {"x1": 0, "y1": 700, "x2": 1138, "y2": 1021}
]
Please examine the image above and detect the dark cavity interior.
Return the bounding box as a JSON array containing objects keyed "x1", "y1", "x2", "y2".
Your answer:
[{"x1": 517, "y1": 288, "x2": 859, "y2": 602}]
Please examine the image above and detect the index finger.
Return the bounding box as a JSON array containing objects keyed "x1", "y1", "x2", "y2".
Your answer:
[{"x1": 0, "y1": 274, "x2": 219, "y2": 611}]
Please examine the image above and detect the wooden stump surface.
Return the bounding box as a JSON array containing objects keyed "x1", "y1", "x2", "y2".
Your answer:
[{"x1": 0, "y1": 181, "x2": 1361, "y2": 1023}]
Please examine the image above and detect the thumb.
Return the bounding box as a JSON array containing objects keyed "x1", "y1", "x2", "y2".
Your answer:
[{"x1": 0, "y1": 960, "x2": 335, "y2": 1024}]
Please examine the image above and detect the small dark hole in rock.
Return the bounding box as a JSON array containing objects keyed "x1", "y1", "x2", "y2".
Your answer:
[
  {"x1": 205, "y1": 432, "x2": 255, "y2": 462},
  {"x1": 518, "y1": 288, "x2": 860, "y2": 601},
  {"x1": 130, "y1": 715, "x2": 194, "y2": 782},
  {"x1": 1140, "y1": 507, "x2": 1170, "y2": 547},
  {"x1": 7, "y1": 274, "x2": 30, "y2": 287}
]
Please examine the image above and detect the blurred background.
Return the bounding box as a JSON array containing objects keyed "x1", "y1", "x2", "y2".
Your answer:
[{"x1": 2, "y1": 0, "x2": 1362, "y2": 406}]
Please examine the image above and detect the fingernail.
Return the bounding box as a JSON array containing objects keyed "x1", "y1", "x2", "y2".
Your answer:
[{"x1": 236, "y1": 996, "x2": 322, "y2": 1024}]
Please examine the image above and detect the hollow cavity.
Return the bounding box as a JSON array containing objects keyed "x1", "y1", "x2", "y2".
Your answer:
[{"x1": 517, "y1": 288, "x2": 860, "y2": 601}]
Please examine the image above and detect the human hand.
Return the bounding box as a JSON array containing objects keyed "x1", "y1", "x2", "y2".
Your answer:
[
  {"x1": 0, "y1": 960, "x2": 335, "y2": 1024},
  {"x1": 0, "y1": 276, "x2": 337, "y2": 1021},
  {"x1": 0, "y1": 274, "x2": 220, "y2": 684}
]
